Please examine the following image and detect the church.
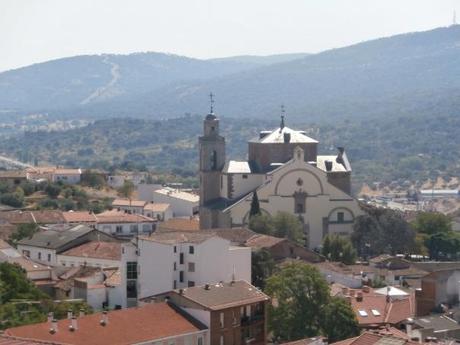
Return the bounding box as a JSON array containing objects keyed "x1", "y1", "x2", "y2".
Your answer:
[{"x1": 199, "y1": 107, "x2": 364, "y2": 250}]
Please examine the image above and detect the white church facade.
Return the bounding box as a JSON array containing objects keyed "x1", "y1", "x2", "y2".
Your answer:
[{"x1": 199, "y1": 109, "x2": 364, "y2": 250}]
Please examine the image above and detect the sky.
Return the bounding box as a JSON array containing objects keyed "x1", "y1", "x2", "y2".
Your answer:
[{"x1": 1, "y1": 0, "x2": 459, "y2": 72}]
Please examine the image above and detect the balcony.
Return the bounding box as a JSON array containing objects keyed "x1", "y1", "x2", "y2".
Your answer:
[{"x1": 240, "y1": 313, "x2": 264, "y2": 326}]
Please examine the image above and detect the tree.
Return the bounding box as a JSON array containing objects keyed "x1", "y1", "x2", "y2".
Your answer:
[
  {"x1": 8, "y1": 223, "x2": 39, "y2": 246},
  {"x1": 352, "y1": 208, "x2": 415, "y2": 257},
  {"x1": 322, "y1": 297, "x2": 360, "y2": 342},
  {"x1": 45, "y1": 183, "x2": 61, "y2": 199},
  {"x1": 412, "y1": 212, "x2": 451, "y2": 235},
  {"x1": 249, "y1": 191, "x2": 261, "y2": 218},
  {"x1": 265, "y1": 262, "x2": 358, "y2": 342},
  {"x1": 272, "y1": 212, "x2": 304, "y2": 245},
  {"x1": 322, "y1": 234, "x2": 357, "y2": 265},
  {"x1": 251, "y1": 249, "x2": 275, "y2": 289},
  {"x1": 0, "y1": 192, "x2": 24, "y2": 208},
  {"x1": 249, "y1": 214, "x2": 274, "y2": 235},
  {"x1": 81, "y1": 170, "x2": 106, "y2": 189},
  {"x1": 425, "y1": 231, "x2": 460, "y2": 260},
  {"x1": 118, "y1": 180, "x2": 135, "y2": 199}
]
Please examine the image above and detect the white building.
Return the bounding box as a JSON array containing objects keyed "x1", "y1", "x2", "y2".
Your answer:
[
  {"x1": 153, "y1": 188, "x2": 199, "y2": 217},
  {"x1": 95, "y1": 210, "x2": 156, "y2": 237},
  {"x1": 111, "y1": 198, "x2": 173, "y2": 221},
  {"x1": 57, "y1": 241, "x2": 123, "y2": 268},
  {"x1": 51, "y1": 168, "x2": 82, "y2": 184},
  {"x1": 136, "y1": 232, "x2": 251, "y2": 300}
]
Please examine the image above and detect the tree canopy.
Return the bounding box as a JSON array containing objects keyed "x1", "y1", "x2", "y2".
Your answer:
[
  {"x1": 265, "y1": 261, "x2": 359, "y2": 342},
  {"x1": 322, "y1": 234, "x2": 357, "y2": 265}
]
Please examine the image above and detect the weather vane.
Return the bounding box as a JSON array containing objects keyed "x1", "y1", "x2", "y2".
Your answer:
[{"x1": 209, "y1": 92, "x2": 215, "y2": 114}]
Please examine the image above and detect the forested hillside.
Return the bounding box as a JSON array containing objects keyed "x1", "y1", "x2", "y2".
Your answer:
[{"x1": 2, "y1": 111, "x2": 459, "y2": 190}]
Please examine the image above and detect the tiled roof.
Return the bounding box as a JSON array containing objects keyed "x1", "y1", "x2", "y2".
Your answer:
[
  {"x1": 59, "y1": 241, "x2": 122, "y2": 261},
  {"x1": 0, "y1": 335, "x2": 58, "y2": 344},
  {"x1": 140, "y1": 231, "x2": 218, "y2": 245},
  {"x1": 62, "y1": 211, "x2": 98, "y2": 223},
  {"x1": 143, "y1": 203, "x2": 170, "y2": 212},
  {"x1": 158, "y1": 218, "x2": 200, "y2": 232},
  {"x1": 281, "y1": 337, "x2": 325, "y2": 345},
  {"x1": 112, "y1": 199, "x2": 146, "y2": 207},
  {"x1": 4, "y1": 302, "x2": 206, "y2": 345},
  {"x1": 31, "y1": 211, "x2": 66, "y2": 224},
  {"x1": 250, "y1": 126, "x2": 318, "y2": 144},
  {"x1": 245, "y1": 234, "x2": 285, "y2": 249},
  {"x1": 0, "y1": 238, "x2": 10, "y2": 249},
  {"x1": 349, "y1": 291, "x2": 414, "y2": 326},
  {"x1": 17, "y1": 225, "x2": 94, "y2": 250},
  {"x1": 154, "y1": 189, "x2": 199, "y2": 202},
  {"x1": 53, "y1": 168, "x2": 82, "y2": 175},
  {"x1": 0, "y1": 170, "x2": 28, "y2": 178},
  {"x1": 171, "y1": 280, "x2": 269, "y2": 311},
  {"x1": 96, "y1": 210, "x2": 155, "y2": 224},
  {"x1": 0, "y1": 211, "x2": 35, "y2": 224},
  {"x1": 331, "y1": 329, "x2": 416, "y2": 345},
  {"x1": 104, "y1": 268, "x2": 121, "y2": 287},
  {"x1": 201, "y1": 227, "x2": 255, "y2": 244}
]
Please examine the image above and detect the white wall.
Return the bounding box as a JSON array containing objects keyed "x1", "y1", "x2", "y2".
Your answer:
[
  {"x1": 152, "y1": 192, "x2": 198, "y2": 217},
  {"x1": 137, "y1": 184, "x2": 163, "y2": 202},
  {"x1": 228, "y1": 246, "x2": 251, "y2": 283},
  {"x1": 230, "y1": 173, "x2": 264, "y2": 200},
  {"x1": 86, "y1": 286, "x2": 107, "y2": 310},
  {"x1": 96, "y1": 222, "x2": 154, "y2": 237},
  {"x1": 17, "y1": 245, "x2": 57, "y2": 266},
  {"x1": 52, "y1": 174, "x2": 81, "y2": 184}
]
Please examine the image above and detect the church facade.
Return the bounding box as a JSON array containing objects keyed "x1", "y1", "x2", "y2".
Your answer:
[{"x1": 199, "y1": 111, "x2": 364, "y2": 249}]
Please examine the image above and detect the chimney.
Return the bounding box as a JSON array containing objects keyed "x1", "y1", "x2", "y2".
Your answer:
[
  {"x1": 325, "y1": 160, "x2": 333, "y2": 172},
  {"x1": 349, "y1": 290, "x2": 356, "y2": 297},
  {"x1": 69, "y1": 316, "x2": 78, "y2": 332},
  {"x1": 47, "y1": 312, "x2": 54, "y2": 323},
  {"x1": 204, "y1": 283, "x2": 210, "y2": 290},
  {"x1": 336, "y1": 147, "x2": 344, "y2": 164},
  {"x1": 356, "y1": 291, "x2": 363, "y2": 302},
  {"x1": 50, "y1": 319, "x2": 58, "y2": 334},
  {"x1": 179, "y1": 288, "x2": 184, "y2": 295},
  {"x1": 283, "y1": 132, "x2": 291, "y2": 143},
  {"x1": 79, "y1": 309, "x2": 85, "y2": 318},
  {"x1": 406, "y1": 318, "x2": 414, "y2": 336},
  {"x1": 362, "y1": 285, "x2": 370, "y2": 293},
  {"x1": 100, "y1": 311, "x2": 108, "y2": 326},
  {"x1": 342, "y1": 287, "x2": 349, "y2": 295},
  {"x1": 67, "y1": 309, "x2": 73, "y2": 319}
]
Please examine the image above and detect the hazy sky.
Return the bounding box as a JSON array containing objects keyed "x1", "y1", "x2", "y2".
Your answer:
[{"x1": 1, "y1": 0, "x2": 458, "y2": 72}]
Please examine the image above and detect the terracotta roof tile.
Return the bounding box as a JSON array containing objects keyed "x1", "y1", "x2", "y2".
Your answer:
[
  {"x1": 158, "y1": 218, "x2": 200, "y2": 232},
  {"x1": 112, "y1": 199, "x2": 146, "y2": 207},
  {"x1": 245, "y1": 234, "x2": 285, "y2": 249},
  {"x1": 31, "y1": 211, "x2": 66, "y2": 224},
  {"x1": 62, "y1": 211, "x2": 97, "y2": 223},
  {"x1": 59, "y1": 241, "x2": 122, "y2": 261},
  {"x1": 171, "y1": 280, "x2": 269, "y2": 311},
  {"x1": 96, "y1": 210, "x2": 154, "y2": 224},
  {"x1": 141, "y1": 231, "x2": 218, "y2": 245},
  {"x1": 5, "y1": 302, "x2": 206, "y2": 345},
  {"x1": 143, "y1": 203, "x2": 170, "y2": 212}
]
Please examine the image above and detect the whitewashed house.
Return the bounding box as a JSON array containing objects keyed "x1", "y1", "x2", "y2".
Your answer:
[
  {"x1": 95, "y1": 210, "x2": 156, "y2": 237},
  {"x1": 152, "y1": 188, "x2": 199, "y2": 217},
  {"x1": 51, "y1": 168, "x2": 82, "y2": 184}
]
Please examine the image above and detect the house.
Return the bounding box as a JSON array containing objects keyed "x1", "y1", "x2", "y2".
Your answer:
[
  {"x1": 52, "y1": 168, "x2": 82, "y2": 184},
  {"x1": 343, "y1": 286, "x2": 414, "y2": 329},
  {"x1": 4, "y1": 302, "x2": 209, "y2": 345},
  {"x1": 95, "y1": 210, "x2": 156, "y2": 237},
  {"x1": 107, "y1": 171, "x2": 147, "y2": 188},
  {"x1": 331, "y1": 328, "x2": 417, "y2": 345},
  {"x1": 158, "y1": 217, "x2": 200, "y2": 232},
  {"x1": 57, "y1": 241, "x2": 123, "y2": 268},
  {"x1": 16, "y1": 225, "x2": 117, "y2": 266},
  {"x1": 136, "y1": 232, "x2": 251, "y2": 300},
  {"x1": 0, "y1": 170, "x2": 28, "y2": 186},
  {"x1": 198, "y1": 111, "x2": 364, "y2": 250},
  {"x1": 168, "y1": 280, "x2": 270, "y2": 345},
  {"x1": 406, "y1": 315, "x2": 460, "y2": 341},
  {"x1": 153, "y1": 188, "x2": 199, "y2": 217},
  {"x1": 415, "y1": 269, "x2": 460, "y2": 316},
  {"x1": 111, "y1": 198, "x2": 173, "y2": 221}
]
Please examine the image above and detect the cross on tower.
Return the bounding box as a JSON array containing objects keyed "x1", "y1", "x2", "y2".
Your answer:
[
  {"x1": 280, "y1": 104, "x2": 286, "y2": 130},
  {"x1": 209, "y1": 92, "x2": 215, "y2": 114}
]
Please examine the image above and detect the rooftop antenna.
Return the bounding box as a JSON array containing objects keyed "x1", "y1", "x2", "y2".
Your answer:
[
  {"x1": 280, "y1": 104, "x2": 286, "y2": 131},
  {"x1": 209, "y1": 92, "x2": 215, "y2": 114}
]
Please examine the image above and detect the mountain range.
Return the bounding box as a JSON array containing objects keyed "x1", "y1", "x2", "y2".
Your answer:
[{"x1": 1, "y1": 25, "x2": 460, "y2": 122}]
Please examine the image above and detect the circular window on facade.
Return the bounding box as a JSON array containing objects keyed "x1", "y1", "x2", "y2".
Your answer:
[{"x1": 296, "y1": 178, "x2": 303, "y2": 186}]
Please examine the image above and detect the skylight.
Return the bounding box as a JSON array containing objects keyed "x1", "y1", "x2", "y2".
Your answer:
[
  {"x1": 371, "y1": 309, "x2": 381, "y2": 316},
  {"x1": 358, "y1": 310, "x2": 368, "y2": 317}
]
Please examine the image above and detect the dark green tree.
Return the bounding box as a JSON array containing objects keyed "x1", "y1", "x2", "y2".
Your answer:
[
  {"x1": 118, "y1": 180, "x2": 135, "y2": 199},
  {"x1": 412, "y1": 212, "x2": 452, "y2": 235},
  {"x1": 322, "y1": 297, "x2": 360, "y2": 342},
  {"x1": 249, "y1": 191, "x2": 261, "y2": 217},
  {"x1": 45, "y1": 183, "x2": 61, "y2": 199},
  {"x1": 8, "y1": 223, "x2": 39, "y2": 246},
  {"x1": 272, "y1": 212, "x2": 304, "y2": 245},
  {"x1": 322, "y1": 234, "x2": 357, "y2": 265},
  {"x1": 251, "y1": 249, "x2": 275, "y2": 289},
  {"x1": 81, "y1": 170, "x2": 106, "y2": 189},
  {"x1": 266, "y1": 262, "x2": 358, "y2": 342},
  {"x1": 249, "y1": 214, "x2": 274, "y2": 235}
]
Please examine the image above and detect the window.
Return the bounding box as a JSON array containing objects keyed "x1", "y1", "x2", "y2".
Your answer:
[
  {"x1": 22, "y1": 250, "x2": 30, "y2": 257},
  {"x1": 220, "y1": 312, "x2": 224, "y2": 328},
  {"x1": 173, "y1": 280, "x2": 177, "y2": 289},
  {"x1": 188, "y1": 281, "x2": 195, "y2": 287},
  {"x1": 296, "y1": 203, "x2": 304, "y2": 213},
  {"x1": 142, "y1": 224, "x2": 151, "y2": 233},
  {"x1": 116, "y1": 225, "x2": 123, "y2": 233},
  {"x1": 174, "y1": 262, "x2": 177, "y2": 271},
  {"x1": 188, "y1": 262, "x2": 195, "y2": 272},
  {"x1": 180, "y1": 253, "x2": 184, "y2": 264},
  {"x1": 189, "y1": 245, "x2": 194, "y2": 254},
  {"x1": 197, "y1": 337, "x2": 203, "y2": 345},
  {"x1": 242, "y1": 174, "x2": 248, "y2": 179},
  {"x1": 38, "y1": 252, "x2": 41, "y2": 260},
  {"x1": 47, "y1": 253, "x2": 51, "y2": 262},
  {"x1": 358, "y1": 310, "x2": 368, "y2": 317},
  {"x1": 130, "y1": 225, "x2": 139, "y2": 233},
  {"x1": 174, "y1": 246, "x2": 177, "y2": 253},
  {"x1": 220, "y1": 335, "x2": 224, "y2": 345},
  {"x1": 126, "y1": 262, "x2": 138, "y2": 279},
  {"x1": 337, "y1": 212, "x2": 345, "y2": 223},
  {"x1": 179, "y1": 271, "x2": 184, "y2": 283}
]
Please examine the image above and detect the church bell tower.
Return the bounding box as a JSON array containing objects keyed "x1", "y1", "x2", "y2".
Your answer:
[{"x1": 199, "y1": 93, "x2": 225, "y2": 211}]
